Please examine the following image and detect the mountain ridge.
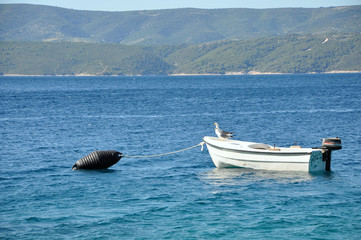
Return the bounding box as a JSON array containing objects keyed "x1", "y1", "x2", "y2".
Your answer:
[{"x1": 1, "y1": 4, "x2": 360, "y2": 45}]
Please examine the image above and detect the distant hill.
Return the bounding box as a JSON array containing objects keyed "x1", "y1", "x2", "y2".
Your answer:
[
  {"x1": 1, "y1": 33, "x2": 360, "y2": 75},
  {"x1": 0, "y1": 4, "x2": 360, "y2": 45}
]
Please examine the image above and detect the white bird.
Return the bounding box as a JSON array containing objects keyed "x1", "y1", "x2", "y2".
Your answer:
[{"x1": 214, "y1": 122, "x2": 234, "y2": 139}]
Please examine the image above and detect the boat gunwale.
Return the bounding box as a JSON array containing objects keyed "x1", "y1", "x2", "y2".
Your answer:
[{"x1": 203, "y1": 137, "x2": 318, "y2": 156}]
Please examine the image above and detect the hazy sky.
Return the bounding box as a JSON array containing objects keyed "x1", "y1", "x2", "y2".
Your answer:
[{"x1": 0, "y1": 0, "x2": 360, "y2": 11}]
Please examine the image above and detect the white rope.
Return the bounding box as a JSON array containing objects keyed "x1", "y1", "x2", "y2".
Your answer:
[{"x1": 123, "y1": 142, "x2": 205, "y2": 158}]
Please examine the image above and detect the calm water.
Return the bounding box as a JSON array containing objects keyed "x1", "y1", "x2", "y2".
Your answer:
[{"x1": 1, "y1": 74, "x2": 361, "y2": 239}]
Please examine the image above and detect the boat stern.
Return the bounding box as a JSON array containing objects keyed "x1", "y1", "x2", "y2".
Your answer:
[{"x1": 309, "y1": 150, "x2": 325, "y2": 172}]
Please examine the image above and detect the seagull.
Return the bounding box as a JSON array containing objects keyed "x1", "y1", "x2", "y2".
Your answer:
[{"x1": 214, "y1": 122, "x2": 234, "y2": 139}]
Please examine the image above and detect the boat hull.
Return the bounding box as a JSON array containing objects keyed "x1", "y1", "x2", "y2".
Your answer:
[{"x1": 204, "y1": 137, "x2": 325, "y2": 172}]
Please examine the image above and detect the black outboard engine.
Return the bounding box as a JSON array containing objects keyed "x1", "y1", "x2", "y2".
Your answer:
[{"x1": 321, "y1": 137, "x2": 342, "y2": 171}]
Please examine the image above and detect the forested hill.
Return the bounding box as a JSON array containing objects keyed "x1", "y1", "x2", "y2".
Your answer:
[
  {"x1": 1, "y1": 33, "x2": 360, "y2": 75},
  {"x1": 0, "y1": 4, "x2": 360, "y2": 45}
]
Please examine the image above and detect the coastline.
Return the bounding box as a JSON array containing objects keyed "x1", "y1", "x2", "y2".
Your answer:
[{"x1": 2, "y1": 70, "x2": 361, "y2": 77}]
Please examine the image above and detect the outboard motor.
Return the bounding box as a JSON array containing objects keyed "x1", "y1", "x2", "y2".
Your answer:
[
  {"x1": 322, "y1": 138, "x2": 342, "y2": 150},
  {"x1": 321, "y1": 137, "x2": 342, "y2": 171}
]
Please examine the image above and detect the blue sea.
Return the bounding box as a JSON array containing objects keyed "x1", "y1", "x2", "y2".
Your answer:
[{"x1": 1, "y1": 74, "x2": 361, "y2": 239}]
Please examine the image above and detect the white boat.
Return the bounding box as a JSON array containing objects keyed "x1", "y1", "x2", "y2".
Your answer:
[{"x1": 203, "y1": 136, "x2": 341, "y2": 172}]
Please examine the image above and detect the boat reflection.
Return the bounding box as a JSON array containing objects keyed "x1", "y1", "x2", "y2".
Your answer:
[{"x1": 200, "y1": 168, "x2": 318, "y2": 186}]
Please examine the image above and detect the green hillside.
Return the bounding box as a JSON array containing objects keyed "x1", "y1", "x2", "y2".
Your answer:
[
  {"x1": 0, "y1": 42, "x2": 171, "y2": 75},
  {"x1": 170, "y1": 34, "x2": 361, "y2": 74},
  {"x1": 0, "y1": 4, "x2": 360, "y2": 45},
  {"x1": 1, "y1": 33, "x2": 360, "y2": 75}
]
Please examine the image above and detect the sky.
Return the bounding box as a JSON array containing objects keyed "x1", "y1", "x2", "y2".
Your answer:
[{"x1": 0, "y1": 0, "x2": 360, "y2": 11}]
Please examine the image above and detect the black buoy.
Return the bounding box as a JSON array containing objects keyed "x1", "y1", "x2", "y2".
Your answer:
[{"x1": 72, "y1": 150, "x2": 122, "y2": 170}]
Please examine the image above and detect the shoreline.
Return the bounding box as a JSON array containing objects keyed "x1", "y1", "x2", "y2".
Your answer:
[{"x1": 2, "y1": 70, "x2": 361, "y2": 77}]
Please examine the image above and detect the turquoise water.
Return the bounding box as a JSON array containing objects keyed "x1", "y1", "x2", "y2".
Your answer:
[{"x1": 1, "y1": 74, "x2": 361, "y2": 239}]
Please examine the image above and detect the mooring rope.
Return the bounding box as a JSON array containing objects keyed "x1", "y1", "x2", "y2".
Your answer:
[{"x1": 123, "y1": 142, "x2": 205, "y2": 158}]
